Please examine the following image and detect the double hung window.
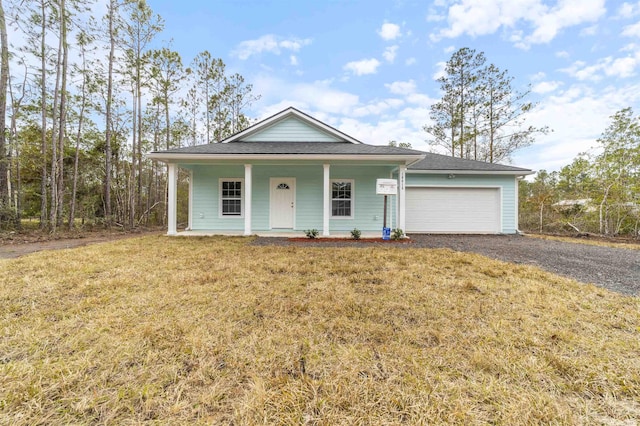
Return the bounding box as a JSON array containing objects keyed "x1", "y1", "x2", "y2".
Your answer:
[
  {"x1": 331, "y1": 180, "x2": 353, "y2": 218},
  {"x1": 220, "y1": 179, "x2": 243, "y2": 216}
]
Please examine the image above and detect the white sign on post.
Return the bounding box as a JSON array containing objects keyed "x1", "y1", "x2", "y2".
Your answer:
[{"x1": 376, "y1": 179, "x2": 398, "y2": 195}]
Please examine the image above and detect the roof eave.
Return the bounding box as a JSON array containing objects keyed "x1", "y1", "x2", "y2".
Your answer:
[
  {"x1": 407, "y1": 169, "x2": 535, "y2": 176},
  {"x1": 148, "y1": 152, "x2": 425, "y2": 164}
]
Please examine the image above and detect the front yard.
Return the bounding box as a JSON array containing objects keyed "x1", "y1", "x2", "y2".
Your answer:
[{"x1": 1, "y1": 236, "x2": 639, "y2": 424}]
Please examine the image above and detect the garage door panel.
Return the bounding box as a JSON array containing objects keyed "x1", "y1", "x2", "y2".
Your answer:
[{"x1": 406, "y1": 187, "x2": 500, "y2": 233}]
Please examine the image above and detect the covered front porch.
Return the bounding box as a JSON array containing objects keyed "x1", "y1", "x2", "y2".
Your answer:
[{"x1": 165, "y1": 161, "x2": 408, "y2": 237}]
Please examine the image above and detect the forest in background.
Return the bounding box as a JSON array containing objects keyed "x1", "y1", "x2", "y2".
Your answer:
[{"x1": 0, "y1": 0, "x2": 258, "y2": 232}]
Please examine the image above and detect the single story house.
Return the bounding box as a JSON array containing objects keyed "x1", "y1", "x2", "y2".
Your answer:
[{"x1": 148, "y1": 107, "x2": 533, "y2": 236}]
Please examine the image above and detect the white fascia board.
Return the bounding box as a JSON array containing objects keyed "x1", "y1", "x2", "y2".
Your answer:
[
  {"x1": 148, "y1": 153, "x2": 424, "y2": 163},
  {"x1": 407, "y1": 169, "x2": 535, "y2": 176},
  {"x1": 220, "y1": 107, "x2": 363, "y2": 144},
  {"x1": 406, "y1": 156, "x2": 425, "y2": 168}
]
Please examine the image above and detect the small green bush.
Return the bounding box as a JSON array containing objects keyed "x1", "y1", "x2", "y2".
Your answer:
[
  {"x1": 304, "y1": 229, "x2": 319, "y2": 239},
  {"x1": 350, "y1": 228, "x2": 361, "y2": 240},
  {"x1": 391, "y1": 228, "x2": 404, "y2": 240}
]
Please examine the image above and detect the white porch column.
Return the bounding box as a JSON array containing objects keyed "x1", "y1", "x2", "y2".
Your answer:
[
  {"x1": 398, "y1": 165, "x2": 407, "y2": 231},
  {"x1": 167, "y1": 163, "x2": 177, "y2": 236},
  {"x1": 323, "y1": 163, "x2": 330, "y2": 236},
  {"x1": 514, "y1": 176, "x2": 520, "y2": 232},
  {"x1": 244, "y1": 164, "x2": 252, "y2": 235},
  {"x1": 187, "y1": 170, "x2": 193, "y2": 231}
]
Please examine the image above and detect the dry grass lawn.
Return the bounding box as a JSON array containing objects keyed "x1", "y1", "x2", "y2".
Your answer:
[{"x1": 1, "y1": 236, "x2": 639, "y2": 425}]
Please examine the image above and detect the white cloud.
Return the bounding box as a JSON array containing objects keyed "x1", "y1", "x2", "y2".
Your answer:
[
  {"x1": 233, "y1": 35, "x2": 312, "y2": 60},
  {"x1": 532, "y1": 80, "x2": 562, "y2": 94},
  {"x1": 383, "y1": 45, "x2": 399, "y2": 63},
  {"x1": 343, "y1": 58, "x2": 381, "y2": 76},
  {"x1": 385, "y1": 79, "x2": 417, "y2": 95},
  {"x1": 337, "y1": 116, "x2": 429, "y2": 148},
  {"x1": 560, "y1": 47, "x2": 640, "y2": 80},
  {"x1": 617, "y1": 2, "x2": 640, "y2": 18},
  {"x1": 608, "y1": 54, "x2": 640, "y2": 77},
  {"x1": 290, "y1": 55, "x2": 298, "y2": 66},
  {"x1": 556, "y1": 50, "x2": 570, "y2": 58},
  {"x1": 378, "y1": 22, "x2": 401, "y2": 40},
  {"x1": 405, "y1": 57, "x2": 417, "y2": 66},
  {"x1": 252, "y1": 76, "x2": 360, "y2": 118},
  {"x1": 405, "y1": 93, "x2": 434, "y2": 107},
  {"x1": 561, "y1": 60, "x2": 600, "y2": 81},
  {"x1": 531, "y1": 71, "x2": 546, "y2": 81},
  {"x1": 352, "y1": 99, "x2": 405, "y2": 117},
  {"x1": 430, "y1": 0, "x2": 606, "y2": 49},
  {"x1": 279, "y1": 39, "x2": 310, "y2": 51},
  {"x1": 443, "y1": 45, "x2": 456, "y2": 54},
  {"x1": 580, "y1": 24, "x2": 599, "y2": 36},
  {"x1": 398, "y1": 106, "x2": 432, "y2": 135},
  {"x1": 432, "y1": 61, "x2": 447, "y2": 80},
  {"x1": 622, "y1": 21, "x2": 640, "y2": 37},
  {"x1": 527, "y1": 0, "x2": 606, "y2": 45}
]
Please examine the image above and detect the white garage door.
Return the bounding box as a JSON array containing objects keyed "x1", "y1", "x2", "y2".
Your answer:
[{"x1": 406, "y1": 187, "x2": 501, "y2": 233}]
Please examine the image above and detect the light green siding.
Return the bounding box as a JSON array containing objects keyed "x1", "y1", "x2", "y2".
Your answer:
[
  {"x1": 244, "y1": 116, "x2": 342, "y2": 142},
  {"x1": 191, "y1": 165, "x2": 245, "y2": 230},
  {"x1": 329, "y1": 166, "x2": 393, "y2": 231},
  {"x1": 404, "y1": 173, "x2": 519, "y2": 234},
  {"x1": 187, "y1": 163, "x2": 396, "y2": 232}
]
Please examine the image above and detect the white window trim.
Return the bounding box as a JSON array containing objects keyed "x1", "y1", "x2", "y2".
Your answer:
[
  {"x1": 219, "y1": 178, "x2": 244, "y2": 218},
  {"x1": 330, "y1": 179, "x2": 354, "y2": 219}
]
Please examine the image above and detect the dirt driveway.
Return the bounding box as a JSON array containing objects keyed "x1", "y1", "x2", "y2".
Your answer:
[
  {"x1": 407, "y1": 234, "x2": 640, "y2": 297},
  {"x1": 0, "y1": 232, "x2": 160, "y2": 260}
]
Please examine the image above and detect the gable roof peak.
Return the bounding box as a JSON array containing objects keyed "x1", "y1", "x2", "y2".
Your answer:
[{"x1": 220, "y1": 106, "x2": 363, "y2": 144}]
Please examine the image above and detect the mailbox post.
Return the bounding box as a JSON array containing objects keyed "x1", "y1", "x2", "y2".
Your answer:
[{"x1": 376, "y1": 179, "x2": 398, "y2": 240}]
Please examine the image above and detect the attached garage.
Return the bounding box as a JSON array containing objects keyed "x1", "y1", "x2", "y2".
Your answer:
[
  {"x1": 405, "y1": 187, "x2": 501, "y2": 233},
  {"x1": 403, "y1": 153, "x2": 534, "y2": 234}
]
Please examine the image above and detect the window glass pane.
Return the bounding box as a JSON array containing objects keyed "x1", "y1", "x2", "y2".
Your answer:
[
  {"x1": 332, "y1": 182, "x2": 351, "y2": 199},
  {"x1": 221, "y1": 181, "x2": 241, "y2": 198},
  {"x1": 222, "y1": 199, "x2": 242, "y2": 215},
  {"x1": 221, "y1": 180, "x2": 242, "y2": 215},
  {"x1": 332, "y1": 200, "x2": 351, "y2": 217}
]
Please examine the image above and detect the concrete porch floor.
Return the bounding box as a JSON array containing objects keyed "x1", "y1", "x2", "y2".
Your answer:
[{"x1": 171, "y1": 230, "x2": 390, "y2": 239}]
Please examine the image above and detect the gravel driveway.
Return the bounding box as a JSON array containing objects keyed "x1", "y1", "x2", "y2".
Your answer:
[
  {"x1": 253, "y1": 235, "x2": 640, "y2": 296},
  {"x1": 408, "y1": 235, "x2": 639, "y2": 296}
]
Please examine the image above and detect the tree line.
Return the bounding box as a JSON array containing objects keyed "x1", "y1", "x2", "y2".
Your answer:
[
  {"x1": 0, "y1": 0, "x2": 259, "y2": 231},
  {"x1": 520, "y1": 108, "x2": 640, "y2": 237}
]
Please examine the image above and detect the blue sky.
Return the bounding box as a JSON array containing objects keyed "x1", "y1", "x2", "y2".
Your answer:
[{"x1": 137, "y1": 1, "x2": 638, "y2": 172}]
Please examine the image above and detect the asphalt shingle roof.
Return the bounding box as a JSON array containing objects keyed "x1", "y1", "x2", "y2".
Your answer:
[
  {"x1": 408, "y1": 152, "x2": 532, "y2": 172},
  {"x1": 153, "y1": 142, "x2": 425, "y2": 156},
  {"x1": 151, "y1": 142, "x2": 531, "y2": 173}
]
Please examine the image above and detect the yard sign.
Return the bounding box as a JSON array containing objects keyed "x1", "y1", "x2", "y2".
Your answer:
[
  {"x1": 376, "y1": 179, "x2": 398, "y2": 195},
  {"x1": 376, "y1": 179, "x2": 397, "y2": 239}
]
